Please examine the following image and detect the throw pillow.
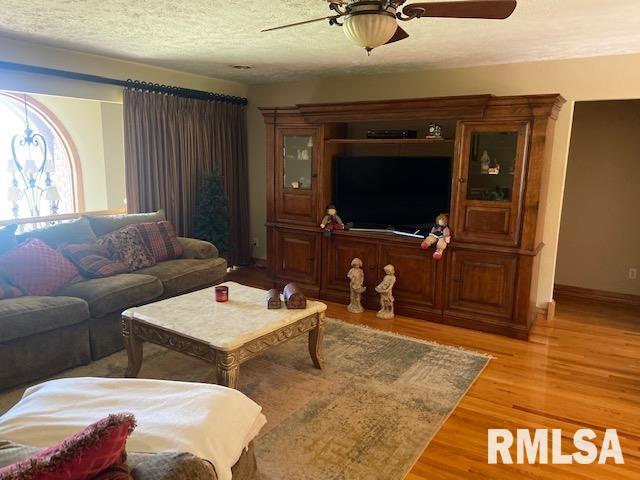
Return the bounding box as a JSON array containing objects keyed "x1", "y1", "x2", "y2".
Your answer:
[
  {"x1": 60, "y1": 243, "x2": 129, "y2": 279},
  {"x1": 134, "y1": 221, "x2": 183, "y2": 262},
  {"x1": 16, "y1": 217, "x2": 98, "y2": 249},
  {"x1": 97, "y1": 226, "x2": 156, "y2": 272},
  {"x1": 0, "y1": 239, "x2": 79, "y2": 296},
  {"x1": 86, "y1": 210, "x2": 166, "y2": 237},
  {"x1": 0, "y1": 224, "x2": 17, "y2": 255},
  {"x1": 0, "y1": 413, "x2": 136, "y2": 480}
]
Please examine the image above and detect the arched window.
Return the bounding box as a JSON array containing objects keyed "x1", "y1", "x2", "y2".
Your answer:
[{"x1": 0, "y1": 92, "x2": 82, "y2": 220}]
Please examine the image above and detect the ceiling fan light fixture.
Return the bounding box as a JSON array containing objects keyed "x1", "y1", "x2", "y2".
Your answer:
[{"x1": 343, "y1": 8, "x2": 398, "y2": 54}]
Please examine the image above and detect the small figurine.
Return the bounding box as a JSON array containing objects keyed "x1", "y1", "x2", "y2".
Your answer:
[
  {"x1": 266, "y1": 288, "x2": 282, "y2": 309},
  {"x1": 347, "y1": 258, "x2": 366, "y2": 313},
  {"x1": 421, "y1": 213, "x2": 451, "y2": 260},
  {"x1": 320, "y1": 204, "x2": 344, "y2": 235},
  {"x1": 283, "y1": 283, "x2": 307, "y2": 309},
  {"x1": 375, "y1": 264, "x2": 396, "y2": 319}
]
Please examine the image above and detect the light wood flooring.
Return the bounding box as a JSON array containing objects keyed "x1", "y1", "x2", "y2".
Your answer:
[{"x1": 227, "y1": 266, "x2": 640, "y2": 479}]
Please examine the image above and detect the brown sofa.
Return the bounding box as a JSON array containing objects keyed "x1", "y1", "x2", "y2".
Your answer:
[{"x1": 0, "y1": 212, "x2": 227, "y2": 390}]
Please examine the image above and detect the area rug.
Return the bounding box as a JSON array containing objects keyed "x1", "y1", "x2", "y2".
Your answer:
[{"x1": 0, "y1": 318, "x2": 490, "y2": 480}]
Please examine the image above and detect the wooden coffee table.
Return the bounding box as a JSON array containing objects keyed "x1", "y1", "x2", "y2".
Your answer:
[{"x1": 121, "y1": 282, "x2": 326, "y2": 389}]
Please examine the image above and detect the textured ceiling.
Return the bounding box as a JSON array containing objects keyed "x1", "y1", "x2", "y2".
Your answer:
[{"x1": 1, "y1": 0, "x2": 640, "y2": 84}]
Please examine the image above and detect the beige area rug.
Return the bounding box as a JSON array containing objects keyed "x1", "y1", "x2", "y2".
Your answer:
[{"x1": 0, "y1": 319, "x2": 489, "y2": 480}]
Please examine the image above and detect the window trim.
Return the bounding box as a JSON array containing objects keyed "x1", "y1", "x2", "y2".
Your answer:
[{"x1": 0, "y1": 91, "x2": 85, "y2": 214}]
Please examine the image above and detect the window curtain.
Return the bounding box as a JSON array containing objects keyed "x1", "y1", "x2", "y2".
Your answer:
[{"x1": 123, "y1": 88, "x2": 250, "y2": 266}]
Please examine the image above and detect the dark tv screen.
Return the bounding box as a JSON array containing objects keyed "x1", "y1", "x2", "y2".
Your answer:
[{"x1": 333, "y1": 156, "x2": 451, "y2": 229}]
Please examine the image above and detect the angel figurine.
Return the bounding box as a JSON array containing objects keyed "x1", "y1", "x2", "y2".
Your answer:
[
  {"x1": 375, "y1": 264, "x2": 396, "y2": 319},
  {"x1": 347, "y1": 258, "x2": 366, "y2": 313}
]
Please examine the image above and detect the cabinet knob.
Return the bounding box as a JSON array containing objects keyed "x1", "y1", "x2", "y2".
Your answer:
[{"x1": 458, "y1": 177, "x2": 466, "y2": 184}]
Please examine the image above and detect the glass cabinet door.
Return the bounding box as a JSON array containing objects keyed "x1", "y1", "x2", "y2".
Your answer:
[
  {"x1": 466, "y1": 131, "x2": 518, "y2": 202},
  {"x1": 283, "y1": 134, "x2": 314, "y2": 190},
  {"x1": 454, "y1": 122, "x2": 529, "y2": 246}
]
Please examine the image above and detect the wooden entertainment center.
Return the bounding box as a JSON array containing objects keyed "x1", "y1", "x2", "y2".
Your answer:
[{"x1": 260, "y1": 94, "x2": 565, "y2": 339}]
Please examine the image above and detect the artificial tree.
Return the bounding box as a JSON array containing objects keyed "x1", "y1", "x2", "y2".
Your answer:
[{"x1": 193, "y1": 174, "x2": 230, "y2": 257}]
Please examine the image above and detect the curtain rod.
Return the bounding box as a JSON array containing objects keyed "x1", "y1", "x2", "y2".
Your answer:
[{"x1": 0, "y1": 60, "x2": 248, "y2": 106}]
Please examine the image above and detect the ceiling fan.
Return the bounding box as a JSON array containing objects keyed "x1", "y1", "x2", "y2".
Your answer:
[{"x1": 263, "y1": 0, "x2": 517, "y2": 55}]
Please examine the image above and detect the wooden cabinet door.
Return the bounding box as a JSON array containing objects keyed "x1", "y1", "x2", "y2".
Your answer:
[
  {"x1": 452, "y1": 122, "x2": 529, "y2": 246},
  {"x1": 379, "y1": 244, "x2": 439, "y2": 310},
  {"x1": 321, "y1": 235, "x2": 379, "y2": 297},
  {"x1": 445, "y1": 250, "x2": 517, "y2": 320},
  {"x1": 275, "y1": 127, "x2": 320, "y2": 225},
  {"x1": 274, "y1": 229, "x2": 320, "y2": 286}
]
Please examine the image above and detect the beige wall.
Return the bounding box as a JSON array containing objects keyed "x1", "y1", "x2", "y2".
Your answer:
[
  {"x1": 246, "y1": 52, "x2": 640, "y2": 307},
  {"x1": 100, "y1": 102, "x2": 127, "y2": 210},
  {"x1": 0, "y1": 37, "x2": 247, "y2": 102},
  {"x1": 556, "y1": 101, "x2": 640, "y2": 296}
]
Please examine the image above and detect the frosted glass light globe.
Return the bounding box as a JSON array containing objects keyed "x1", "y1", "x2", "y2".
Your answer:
[{"x1": 343, "y1": 10, "x2": 397, "y2": 52}]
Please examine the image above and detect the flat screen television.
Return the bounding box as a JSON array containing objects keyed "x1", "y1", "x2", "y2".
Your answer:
[{"x1": 332, "y1": 156, "x2": 451, "y2": 230}]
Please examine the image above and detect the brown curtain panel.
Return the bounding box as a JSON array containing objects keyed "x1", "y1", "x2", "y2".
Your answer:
[{"x1": 123, "y1": 88, "x2": 250, "y2": 265}]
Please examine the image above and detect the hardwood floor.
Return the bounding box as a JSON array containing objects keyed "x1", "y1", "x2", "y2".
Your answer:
[{"x1": 227, "y1": 267, "x2": 640, "y2": 479}]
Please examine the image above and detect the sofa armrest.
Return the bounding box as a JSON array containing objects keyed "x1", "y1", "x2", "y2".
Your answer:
[
  {"x1": 128, "y1": 452, "x2": 217, "y2": 480},
  {"x1": 177, "y1": 237, "x2": 219, "y2": 259}
]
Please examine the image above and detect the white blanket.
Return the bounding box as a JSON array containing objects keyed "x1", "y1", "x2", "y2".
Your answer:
[{"x1": 0, "y1": 378, "x2": 266, "y2": 480}]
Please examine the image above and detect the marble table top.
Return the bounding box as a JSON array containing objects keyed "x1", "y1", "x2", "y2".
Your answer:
[{"x1": 123, "y1": 282, "x2": 327, "y2": 351}]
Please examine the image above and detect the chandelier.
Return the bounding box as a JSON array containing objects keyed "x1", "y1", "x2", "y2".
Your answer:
[{"x1": 7, "y1": 95, "x2": 60, "y2": 218}]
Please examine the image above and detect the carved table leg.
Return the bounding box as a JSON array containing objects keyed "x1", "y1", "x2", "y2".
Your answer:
[
  {"x1": 308, "y1": 312, "x2": 325, "y2": 369},
  {"x1": 216, "y1": 351, "x2": 240, "y2": 389},
  {"x1": 122, "y1": 316, "x2": 143, "y2": 378}
]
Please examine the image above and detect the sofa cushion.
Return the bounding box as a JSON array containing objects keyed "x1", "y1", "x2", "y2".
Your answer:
[
  {"x1": 57, "y1": 274, "x2": 163, "y2": 319},
  {"x1": 0, "y1": 239, "x2": 79, "y2": 296},
  {"x1": 0, "y1": 296, "x2": 89, "y2": 343},
  {"x1": 16, "y1": 216, "x2": 97, "y2": 248},
  {"x1": 98, "y1": 226, "x2": 156, "y2": 272},
  {"x1": 0, "y1": 224, "x2": 17, "y2": 255},
  {"x1": 61, "y1": 243, "x2": 128, "y2": 278},
  {"x1": 134, "y1": 222, "x2": 182, "y2": 262},
  {"x1": 87, "y1": 211, "x2": 166, "y2": 237},
  {"x1": 133, "y1": 258, "x2": 227, "y2": 298}
]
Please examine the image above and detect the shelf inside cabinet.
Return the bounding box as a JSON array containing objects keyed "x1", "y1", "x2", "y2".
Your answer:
[{"x1": 325, "y1": 138, "x2": 454, "y2": 145}]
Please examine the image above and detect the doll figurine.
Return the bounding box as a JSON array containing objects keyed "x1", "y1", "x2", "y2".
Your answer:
[
  {"x1": 347, "y1": 258, "x2": 366, "y2": 313},
  {"x1": 421, "y1": 213, "x2": 451, "y2": 260},
  {"x1": 320, "y1": 204, "x2": 344, "y2": 233},
  {"x1": 375, "y1": 264, "x2": 396, "y2": 319}
]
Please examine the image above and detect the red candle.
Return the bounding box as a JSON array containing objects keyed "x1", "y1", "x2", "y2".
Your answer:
[{"x1": 215, "y1": 285, "x2": 229, "y2": 302}]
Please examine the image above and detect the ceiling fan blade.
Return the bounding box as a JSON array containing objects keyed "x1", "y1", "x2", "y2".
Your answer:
[
  {"x1": 403, "y1": 0, "x2": 517, "y2": 20},
  {"x1": 262, "y1": 15, "x2": 338, "y2": 32},
  {"x1": 385, "y1": 26, "x2": 410, "y2": 45}
]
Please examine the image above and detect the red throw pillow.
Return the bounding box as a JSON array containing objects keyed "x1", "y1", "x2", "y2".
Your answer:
[
  {"x1": 61, "y1": 243, "x2": 128, "y2": 278},
  {"x1": 97, "y1": 225, "x2": 156, "y2": 272},
  {"x1": 134, "y1": 221, "x2": 183, "y2": 262},
  {"x1": 0, "y1": 413, "x2": 136, "y2": 480},
  {"x1": 0, "y1": 239, "x2": 78, "y2": 296}
]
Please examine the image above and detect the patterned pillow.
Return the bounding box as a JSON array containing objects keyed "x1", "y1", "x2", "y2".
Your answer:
[
  {"x1": 134, "y1": 221, "x2": 183, "y2": 262},
  {"x1": 97, "y1": 225, "x2": 156, "y2": 272},
  {"x1": 0, "y1": 239, "x2": 79, "y2": 296},
  {"x1": 0, "y1": 413, "x2": 136, "y2": 480},
  {"x1": 61, "y1": 243, "x2": 129, "y2": 278}
]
